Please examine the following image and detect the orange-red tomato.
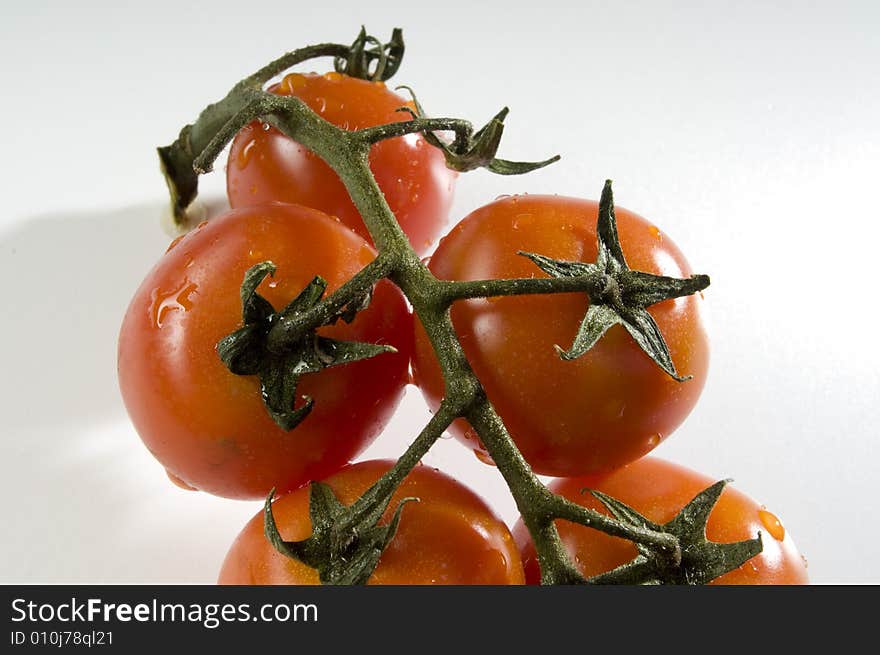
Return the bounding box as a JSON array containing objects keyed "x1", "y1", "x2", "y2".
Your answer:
[
  {"x1": 118, "y1": 203, "x2": 412, "y2": 499},
  {"x1": 514, "y1": 457, "x2": 809, "y2": 584},
  {"x1": 227, "y1": 72, "x2": 456, "y2": 254},
  {"x1": 218, "y1": 460, "x2": 526, "y2": 585},
  {"x1": 413, "y1": 195, "x2": 709, "y2": 476}
]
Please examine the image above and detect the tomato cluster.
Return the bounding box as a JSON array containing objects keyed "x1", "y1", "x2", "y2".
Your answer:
[{"x1": 120, "y1": 61, "x2": 808, "y2": 585}]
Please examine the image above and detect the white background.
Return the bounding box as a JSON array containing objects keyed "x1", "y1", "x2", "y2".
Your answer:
[{"x1": 1, "y1": 1, "x2": 877, "y2": 584}]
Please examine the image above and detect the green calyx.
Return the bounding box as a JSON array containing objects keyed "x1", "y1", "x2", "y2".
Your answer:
[
  {"x1": 397, "y1": 88, "x2": 560, "y2": 175},
  {"x1": 265, "y1": 484, "x2": 417, "y2": 585},
  {"x1": 334, "y1": 27, "x2": 405, "y2": 81},
  {"x1": 520, "y1": 180, "x2": 710, "y2": 381},
  {"x1": 586, "y1": 481, "x2": 763, "y2": 585},
  {"x1": 217, "y1": 262, "x2": 395, "y2": 430}
]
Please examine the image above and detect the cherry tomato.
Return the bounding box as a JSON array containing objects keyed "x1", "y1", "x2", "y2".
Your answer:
[
  {"x1": 218, "y1": 459, "x2": 526, "y2": 585},
  {"x1": 514, "y1": 457, "x2": 808, "y2": 584},
  {"x1": 118, "y1": 203, "x2": 412, "y2": 499},
  {"x1": 227, "y1": 72, "x2": 456, "y2": 254},
  {"x1": 413, "y1": 194, "x2": 709, "y2": 476}
]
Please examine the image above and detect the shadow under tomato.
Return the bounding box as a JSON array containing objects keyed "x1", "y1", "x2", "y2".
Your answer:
[{"x1": 0, "y1": 200, "x2": 257, "y2": 583}]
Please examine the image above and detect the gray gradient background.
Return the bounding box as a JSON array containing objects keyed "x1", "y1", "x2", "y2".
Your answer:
[{"x1": 1, "y1": 1, "x2": 877, "y2": 583}]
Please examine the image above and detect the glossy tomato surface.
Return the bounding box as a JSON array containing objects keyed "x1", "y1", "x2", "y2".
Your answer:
[
  {"x1": 218, "y1": 459, "x2": 526, "y2": 585},
  {"x1": 413, "y1": 195, "x2": 709, "y2": 476},
  {"x1": 514, "y1": 457, "x2": 809, "y2": 584},
  {"x1": 118, "y1": 203, "x2": 412, "y2": 499},
  {"x1": 227, "y1": 72, "x2": 456, "y2": 254}
]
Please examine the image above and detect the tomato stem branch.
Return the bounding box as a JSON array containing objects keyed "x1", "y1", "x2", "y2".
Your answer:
[
  {"x1": 355, "y1": 117, "x2": 474, "y2": 145},
  {"x1": 441, "y1": 272, "x2": 709, "y2": 304},
  {"x1": 247, "y1": 44, "x2": 352, "y2": 87},
  {"x1": 346, "y1": 401, "x2": 459, "y2": 524}
]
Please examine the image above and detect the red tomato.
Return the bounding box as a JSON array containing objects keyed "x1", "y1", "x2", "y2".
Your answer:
[
  {"x1": 413, "y1": 194, "x2": 709, "y2": 476},
  {"x1": 514, "y1": 457, "x2": 809, "y2": 584},
  {"x1": 227, "y1": 72, "x2": 456, "y2": 254},
  {"x1": 118, "y1": 203, "x2": 412, "y2": 499},
  {"x1": 218, "y1": 459, "x2": 526, "y2": 585}
]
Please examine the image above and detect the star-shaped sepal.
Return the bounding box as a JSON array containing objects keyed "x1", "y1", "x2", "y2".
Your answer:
[
  {"x1": 397, "y1": 88, "x2": 560, "y2": 175},
  {"x1": 520, "y1": 180, "x2": 710, "y2": 381},
  {"x1": 586, "y1": 481, "x2": 764, "y2": 585},
  {"x1": 333, "y1": 27, "x2": 405, "y2": 82},
  {"x1": 217, "y1": 261, "x2": 395, "y2": 430},
  {"x1": 264, "y1": 483, "x2": 417, "y2": 585}
]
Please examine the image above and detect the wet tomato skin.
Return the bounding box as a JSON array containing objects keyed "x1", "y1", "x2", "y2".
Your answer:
[
  {"x1": 412, "y1": 194, "x2": 710, "y2": 476},
  {"x1": 227, "y1": 72, "x2": 456, "y2": 254},
  {"x1": 117, "y1": 203, "x2": 412, "y2": 500},
  {"x1": 218, "y1": 459, "x2": 526, "y2": 585},
  {"x1": 513, "y1": 457, "x2": 809, "y2": 584}
]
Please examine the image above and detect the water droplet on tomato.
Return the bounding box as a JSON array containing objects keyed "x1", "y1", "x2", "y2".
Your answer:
[
  {"x1": 316, "y1": 97, "x2": 327, "y2": 113},
  {"x1": 801, "y1": 554, "x2": 809, "y2": 569},
  {"x1": 267, "y1": 279, "x2": 278, "y2": 288},
  {"x1": 473, "y1": 449, "x2": 497, "y2": 467},
  {"x1": 495, "y1": 194, "x2": 511, "y2": 201},
  {"x1": 324, "y1": 71, "x2": 343, "y2": 82},
  {"x1": 150, "y1": 279, "x2": 199, "y2": 328},
  {"x1": 647, "y1": 433, "x2": 661, "y2": 448},
  {"x1": 166, "y1": 469, "x2": 198, "y2": 491},
  {"x1": 236, "y1": 138, "x2": 257, "y2": 169},
  {"x1": 166, "y1": 234, "x2": 186, "y2": 252},
  {"x1": 649, "y1": 225, "x2": 663, "y2": 241},
  {"x1": 373, "y1": 80, "x2": 386, "y2": 88},
  {"x1": 279, "y1": 73, "x2": 307, "y2": 94},
  {"x1": 261, "y1": 122, "x2": 270, "y2": 131},
  {"x1": 758, "y1": 508, "x2": 786, "y2": 541}
]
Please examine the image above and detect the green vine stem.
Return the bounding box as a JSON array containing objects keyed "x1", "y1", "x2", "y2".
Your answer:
[{"x1": 160, "y1": 29, "x2": 759, "y2": 585}]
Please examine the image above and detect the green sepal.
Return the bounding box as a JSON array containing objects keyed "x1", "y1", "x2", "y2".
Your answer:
[
  {"x1": 278, "y1": 275, "x2": 327, "y2": 321},
  {"x1": 618, "y1": 307, "x2": 689, "y2": 381},
  {"x1": 520, "y1": 180, "x2": 709, "y2": 381},
  {"x1": 217, "y1": 324, "x2": 268, "y2": 376},
  {"x1": 258, "y1": 352, "x2": 316, "y2": 431},
  {"x1": 556, "y1": 304, "x2": 620, "y2": 361},
  {"x1": 334, "y1": 27, "x2": 405, "y2": 82},
  {"x1": 619, "y1": 269, "x2": 711, "y2": 308},
  {"x1": 239, "y1": 261, "x2": 278, "y2": 324},
  {"x1": 589, "y1": 489, "x2": 660, "y2": 533},
  {"x1": 397, "y1": 88, "x2": 559, "y2": 175},
  {"x1": 264, "y1": 485, "x2": 418, "y2": 585},
  {"x1": 586, "y1": 480, "x2": 764, "y2": 585},
  {"x1": 217, "y1": 262, "x2": 395, "y2": 431}
]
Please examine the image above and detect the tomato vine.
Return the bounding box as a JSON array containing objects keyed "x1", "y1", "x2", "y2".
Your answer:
[{"x1": 158, "y1": 27, "x2": 762, "y2": 585}]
